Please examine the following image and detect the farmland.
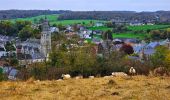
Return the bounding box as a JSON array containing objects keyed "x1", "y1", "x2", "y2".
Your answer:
[
  {"x1": 11, "y1": 14, "x2": 105, "y2": 26},
  {"x1": 128, "y1": 25, "x2": 170, "y2": 31},
  {"x1": 112, "y1": 33, "x2": 147, "y2": 39},
  {"x1": 88, "y1": 26, "x2": 112, "y2": 31}
]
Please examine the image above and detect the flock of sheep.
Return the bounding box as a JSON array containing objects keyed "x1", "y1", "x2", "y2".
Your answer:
[{"x1": 60, "y1": 67, "x2": 136, "y2": 80}]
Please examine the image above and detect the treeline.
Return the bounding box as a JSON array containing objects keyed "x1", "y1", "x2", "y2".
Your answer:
[
  {"x1": 0, "y1": 10, "x2": 70, "y2": 20},
  {"x1": 149, "y1": 28, "x2": 170, "y2": 40},
  {"x1": 0, "y1": 20, "x2": 41, "y2": 40},
  {"x1": 58, "y1": 11, "x2": 170, "y2": 23}
]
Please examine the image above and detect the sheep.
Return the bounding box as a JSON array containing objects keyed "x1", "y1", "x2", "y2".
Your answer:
[
  {"x1": 103, "y1": 76, "x2": 113, "y2": 78},
  {"x1": 75, "y1": 75, "x2": 83, "y2": 79},
  {"x1": 57, "y1": 79, "x2": 63, "y2": 81},
  {"x1": 112, "y1": 72, "x2": 128, "y2": 77},
  {"x1": 154, "y1": 67, "x2": 168, "y2": 76},
  {"x1": 129, "y1": 67, "x2": 136, "y2": 76},
  {"x1": 89, "y1": 76, "x2": 95, "y2": 79},
  {"x1": 61, "y1": 74, "x2": 71, "y2": 80}
]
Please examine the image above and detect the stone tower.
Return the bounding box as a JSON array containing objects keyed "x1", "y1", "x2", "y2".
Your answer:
[{"x1": 40, "y1": 18, "x2": 51, "y2": 58}]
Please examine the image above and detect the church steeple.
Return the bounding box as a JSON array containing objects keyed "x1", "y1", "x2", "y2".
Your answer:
[
  {"x1": 42, "y1": 17, "x2": 50, "y2": 32},
  {"x1": 40, "y1": 18, "x2": 51, "y2": 59}
]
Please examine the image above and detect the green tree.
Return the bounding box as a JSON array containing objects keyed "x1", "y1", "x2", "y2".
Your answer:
[
  {"x1": 151, "y1": 46, "x2": 170, "y2": 68},
  {"x1": 18, "y1": 25, "x2": 34, "y2": 40},
  {"x1": 150, "y1": 30, "x2": 161, "y2": 40},
  {"x1": 0, "y1": 67, "x2": 4, "y2": 81},
  {"x1": 103, "y1": 30, "x2": 113, "y2": 40}
]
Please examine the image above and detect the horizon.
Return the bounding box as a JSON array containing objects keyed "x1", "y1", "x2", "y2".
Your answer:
[{"x1": 0, "y1": 0, "x2": 170, "y2": 11}]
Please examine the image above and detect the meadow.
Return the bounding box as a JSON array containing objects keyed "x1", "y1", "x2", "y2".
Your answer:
[
  {"x1": 11, "y1": 14, "x2": 105, "y2": 26},
  {"x1": 88, "y1": 26, "x2": 112, "y2": 31},
  {"x1": 0, "y1": 76, "x2": 170, "y2": 100},
  {"x1": 112, "y1": 33, "x2": 147, "y2": 39},
  {"x1": 128, "y1": 25, "x2": 170, "y2": 31}
]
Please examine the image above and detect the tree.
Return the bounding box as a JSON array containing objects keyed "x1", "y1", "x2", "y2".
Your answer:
[
  {"x1": 0, "y1": 67, "x2": 4, "y2": 81},
  {"x1": 16, "y1": 20, "x2": 32, "y2": 31},
  {"x1": 120, "y1": 44, "x2": 134, "y2": 55},
  {"x1": 5, "y1": 42, "x2": 16, "y2": 52},
  {"x1": 18, "y1": 25, "x2": 33, "y2": 41},
  {"x1": 151, "y1": 46, "x2": 170, "y2": 68},
  {"x1": 150, "y1": 30, "x2": 161, "y2": 40},
  {"x1": 103, "y1": 30, "x2": 113, "y2": 40},
  {"x1": 57, "y1": 23, "x2": 65, "y2": 31},
  {"x1": 106, "y1": 21, "x2": 115, "y2": 28},
  {"x1": 0, "y1": 21, "x2": 17, "y2": 36},
  {"x1": 165, "y1": 53, "x2": 170, "y2": 70}
]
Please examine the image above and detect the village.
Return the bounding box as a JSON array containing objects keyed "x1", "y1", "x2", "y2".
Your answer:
[{"x1": 0, "y1": 15, "x2": 170, "y2": 81}]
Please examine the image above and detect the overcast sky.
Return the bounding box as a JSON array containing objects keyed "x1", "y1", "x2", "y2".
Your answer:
[{"x1": 0, "y1": 0, "x2": 170, "y2": 11}]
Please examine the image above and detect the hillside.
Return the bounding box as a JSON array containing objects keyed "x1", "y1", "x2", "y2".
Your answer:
[
  {"x1": 0, "y1": 76, "x2": 170, "y2": 100},
  {"x1": 0, "y1": 10, "x2": 69, "y2": 20},
  {"x1": 11, "y1": 14, "x2": 104, "y2": 25}
]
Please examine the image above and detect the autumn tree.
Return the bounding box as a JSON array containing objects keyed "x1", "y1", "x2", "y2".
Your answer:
[{"x1": 120, "y1": 44, "x2": 134, "y2": 55}]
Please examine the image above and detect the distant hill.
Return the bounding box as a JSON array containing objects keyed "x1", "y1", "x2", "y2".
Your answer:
[
  {"x1": 58, "y1": 11, "x2": 170, "y2": 23},
  {"x1": 0, "y1": 10, "x2": 70, "y2": 20}
]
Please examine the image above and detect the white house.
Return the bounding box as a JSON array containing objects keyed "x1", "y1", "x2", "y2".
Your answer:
[
  {"x1": 95, "y1": 22, "x2": 104, "y2": 27},
  {"x1": 0, "y1": 45, "x2": 6, "y2": 58}
]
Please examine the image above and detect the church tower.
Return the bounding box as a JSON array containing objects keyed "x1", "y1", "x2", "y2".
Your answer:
[{"x1": 40, "y1": 18, "x2": 51, "y2": 58}]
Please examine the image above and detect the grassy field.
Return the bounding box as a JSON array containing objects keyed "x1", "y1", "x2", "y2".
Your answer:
[
  {"x1": 112, "y1": 33, "x2": 147, "y2": 39},
  {"x1": 11, "y1": 14, "x2": 59, "y2": 23},
  {"x1": 128, "y1": 25, "x2": 170, "y2": 31},
  {"x1": 0, "y1": 76, "x2": 170, "y2": 100},
  {"x1": 11, "y1": 14, "x2": 105, "y2": 26},
  {"x1": 51, "y1": 20, "x2": 105, "y2": 26},
  {"x1": 88, "y1": 26, "x2": 112, "y2": 31}
]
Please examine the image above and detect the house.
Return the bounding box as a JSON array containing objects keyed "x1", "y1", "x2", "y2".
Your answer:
[
  {"x1": 50, "y1": 27, "x2": 59, "y2": 33},
  {"x1": 16, "y1": 18, "x2": 52, "y2": 65},
  {"x1": 95, "y1": 22, "x2": 104, "y2": 27},
  {"x1": 0, "y1": 44, "x2": 6, "y2": 58},
  {"x1": 129, "y1": 21, "x2": 144, "y2": 26},
  {"x1": 111, "y1": 19, "x2": 129, "y2": 25},
  {"x1": 92, "y1": 38, "x2": 103, "y2": 44},
  {"x1": 8, "y1": 69, "x2": 18, "y2": 80},
  {"x1": 98, "y1": 39, "x2": 113, "y2": 57},
  {"x1": 2, "y1": 66, "x2": 18, "y2": 80},
  {"x1": 133, "y1": 39, "x2": 170, "y2": 60}
]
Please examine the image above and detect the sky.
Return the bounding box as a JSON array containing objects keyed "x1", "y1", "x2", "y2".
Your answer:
[{"x1": 0, "y1": 0, "x2": 170, "y2": 11}]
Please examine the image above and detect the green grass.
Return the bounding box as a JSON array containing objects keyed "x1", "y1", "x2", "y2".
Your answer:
[
  {"x1": 11, "y1": 14, "x2": 59, "y2": 23},
  {"x1": 88, "y1": 26, "x2": 111, "y2": 31},
  {"x1": 51, "y1": 20, "x2": 105, "y2": 26},
  {"x1": 10, "y1": 14, "x2": 105, "y2": 26},
  {"x1": 128, "y1": 25, "x2": 170, "y2": 31},
  {"x1": 112, "y1": 33, "x2": 147, "y2": 39}
]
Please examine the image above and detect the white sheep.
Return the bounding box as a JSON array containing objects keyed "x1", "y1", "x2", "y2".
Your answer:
[
  {"x1": 112, "y1": 72, "x2": 128, "y2": 77},
  {"x1": 89, "y1": 76, "x2": 95, "y2": 79},
  {"x1": 57, "y1": 79, "x2": 63, "y2": 81},
  {"x1": 61, "y1": 74, "x2": 71, "y2": 79},
  {"x1": 103, "y1": 76, "x2": 113, "y2": 78},
  {"x1": 129, "y1": 67, "x2": 136, "y2": 76},
  {"x1": 75, "y1": 75, "x2": 83, "y2": 79}
]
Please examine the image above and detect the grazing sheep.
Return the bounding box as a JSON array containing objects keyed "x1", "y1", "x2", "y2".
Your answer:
[
  {"x1": 75, "y1": 75, "x2": 83, "y2": 79},
  {"x1": 32, "y1": 80, "x2": 40, "y2": 84},
  {"x1": 57, "y1": 79, "x2": 63, "y2": 81},
  {"x1": 112, "y1": 72, "x2": 128, "y2": 77},
  {"x1": 89, "y1": 76, "x2": 95, "y2": 79},
  {"x1": 104, "y1": 76, "x2": 113, "y2": 78},
  {"x1": 129, "y1": 67, "x2": 136, "y2": 76},
  {"x1": 61, "y1": 74, "x2": 71, "y2": 80},
  {"x1": 154, "y1": 67, "x2": 168, "y2": 76}
]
